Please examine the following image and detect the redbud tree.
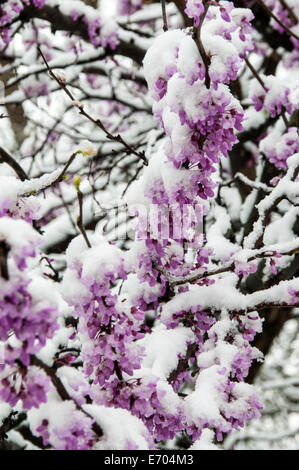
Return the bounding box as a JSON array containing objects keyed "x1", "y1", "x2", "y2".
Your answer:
[{"x1": 0, "y1": 0, "x2": 298, "y2": 450}]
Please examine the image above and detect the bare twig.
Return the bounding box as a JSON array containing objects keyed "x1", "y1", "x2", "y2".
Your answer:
[
  {"x1": 76, "y1": 189, "x2": 92, "y2": 249},
  {"x1": 0, "y1": 147, "x2": 28, "y2": 181},
  {"x1": 161, "y1": 0, "x2": 168, "y2": 31},
  {"x1": 0, "y1": 241, "x2": 10, "y2": 280},
  {"x1": 37, "y1": 47, "x2": 148, "y2": 166},
  {"x1": 40, "y1": 256, "x2": 60, "y2": 282},
  {"x1": 257, "y1": 0, "x2": 299, "y2": 41},
  {"x1": 193, "y1": 5, "x2": 210, "y2": 89},
  {"x1": 245, "y1": 57, "x2": 266, "y2": 89}
]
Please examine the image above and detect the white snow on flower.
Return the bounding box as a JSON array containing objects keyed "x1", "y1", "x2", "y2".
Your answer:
[
  {"x1": 0, "y1": 217, "x2": 41, "y2": 252},
  {"x1": 184, "y1": 365, "x2": 227, "y2": 427},
  {"x1": 83, "y1": 404, "x2": 152, "y2": 450},
  {"x1": 138, "y1": 324, "x2": 195, "y2": 379},
  {"x1": 143, "y1": 29, "x2": 185, "y2": 100},
  {"x1": 123, "y1": 272, "x2": 162, "y2": 305}
]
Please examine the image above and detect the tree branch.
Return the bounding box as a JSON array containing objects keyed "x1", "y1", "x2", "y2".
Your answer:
[
  {"x1": 16, "y1": 4, "x2": 146, "y2": 64},
  {"x1": 37, "y1": 47, "x2": 148, "y2": 166},
  {"x1": 0, "y1": 147, "x2": 28, "y2": 181},
  {"x1": 30, "y1": 356, "x2": 103, "y2": 438}
]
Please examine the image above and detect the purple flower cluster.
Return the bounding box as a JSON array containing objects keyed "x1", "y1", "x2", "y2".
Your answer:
[
  {"x1": 94, "y1": 375, "x2": 185, "y2": 442},
  {"x1": 219, "y1": 380, "x2": 262, "y2": 437},
  {"x1": 0, "y1": 1, "x2": 119, "y2": 52},
  {"x1": 0, "y1": 219, "x2": 59, "y2": 369},
  {"x1": 161, "y1": 301, "x2": 263, "y2": 440},
  {"x1": 185, "y1": 369, "x2": 262, "y2": 441},
  {"x1": 0, "y1": 1, "x2": 46, "y2": 47},
  {"x1": 0, "y1": 366, "x2": 51, "y2": 409},
  {"x1": 264, "y1": 0, "x2": 296, "y2": 34},
  {"x1": 263, "y1": 0, "x2": 299, "y2": 67},
  {"x1": 33, "y1": 402, "x2": 95, "y2": 450},
  {"x1": 288, "y1": 287, "x2": 299, "y2": 305},
  {"x1": 32, "y1": 0, "x2": 46, "y2": 7},
  {"x1": 143, "y1": 4, "x2": 252, "y2": 201},
  {"x1": 163, "y1": 307, "x2": 215, "y2": 348},
  {"x1": 86, "y1": 17, "x2": 119, "y2": 50},
  {"x1": 63, "y1": 238, "x2": 145, "y2": 389},
  {"x1": 117, "y1": 0, "x2": 143, "y2": 16},
  {"x1": 234, "y1": 260, "x2": 258, "y2": 277},
  {"x1": 23, "y1": 82, "x2": 49, "y2": 98},
  {"x1": 79, "y1": 304, "x2": 145, "y2": 387},
  {"x1": 0, "y1": 279, "x2": 59, "y2": 366},
  {"x1": 259, "y1": 127, "x2": 299, "y2": 170},
  {"x1": 231, "y1": 348, "x2": 255, "y2": 381},
  {"x1": 249, "y1": 75, "x2": 296, "y2": 118},
  {"x1": 185, "y1": 0, "x2": 204, "y2": 27},
  {"x1": 0, "y1": 217, "x2": 59, "y2": 411}
]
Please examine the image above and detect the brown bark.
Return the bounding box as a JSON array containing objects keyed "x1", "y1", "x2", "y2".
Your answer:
[{"x1": 0, "y1": 59, "x2": 26, "y2": 147}]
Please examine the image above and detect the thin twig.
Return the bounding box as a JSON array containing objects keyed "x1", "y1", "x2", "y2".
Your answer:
[
  {"x1": 245, "y1": 57, "x2": 265, "y2": 88},
  {"x1": 40, "y1": 256, "x2": 60, "y2": 282},
  {"x1": 257, "y1": 0, "x2": 299, "y2": 41},
  {"x1": 37, "y1": 47, "x2": 148, "y2": 166},
  {"x1": 77, "y1": 189, "x2": 92, "y2": 249},
  {"x1": 31, "y1": 356, "x2": 103, "y2": 438},
  {"x1": 56, "y1": 151, "x2": 79, "y2": 183},
  {"x1": 278, "y1": 0, "x2": 298, "y2": 25},
  {"x1": 193, "y1": 5, "x2": 210, "y2": 88},
  {"x1": 161, "y1": 0, "x2": 168, "y2": 31},
  {"x1": 245, "y1": 57, "x2": 289, "y2": 128},
  {"x1": 0, "y1": 147, "x2": 28, "y2": 181}
]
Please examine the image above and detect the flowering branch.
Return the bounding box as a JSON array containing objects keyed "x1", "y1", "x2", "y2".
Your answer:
[
  {"x1": 30, "y1": 356, "x2": 103, "y2": 438},
  {"x1": 257, "y1": 0, "x2": 299, "y2": 41},
  {"x1": 0, "y1": 0, "x2": 298, "y2": 451}
]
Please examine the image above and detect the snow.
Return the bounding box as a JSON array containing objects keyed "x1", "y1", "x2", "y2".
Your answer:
[
  {"x1": 143, "y1": 29, "x2": 185, "y2": 99},
  {"x1": 177, "y1": 35, "x2": 203, "y2": 84},
  {"x1": 36, "y1": 323, "x2": 75, "y2": 366},
  {"x1": 123, "y1": 272, "x2": 162, "y2": 305},
  {"x1": 83, "y1": 404, "x2": 152, "y2": 450},
  {"x1": 61, "y1": 267, "x2": 90, "y2": 307},
  {"x1": 0, "y1": 217, "x2": 41, "y2": 252},
  {"x1": 244, "y1": 153, "x2": 299, "y2": 249},
  {"x1": 184, "y1": 365, "x2": 226, "y2": 426},
  {"x1": 161, "y1": 274, "x2": 299, "y2": 320},
  {"x1": 264, "y1": 207, "x2": 299, "y2": 245},
  {"x1": 0, "y1": 403, "x2": 11, "y2": 424},
  {"x1": 206, "y1": 205, "x2": 238, "y2": 260},
  {"x1": 189, "y1": 429, "x2": 220, "y2": 450},
  {"x1": 138, "y1": 324, "x2": 195, "y2": 379},
  {"x1": 0, "y1": 0, "x2": 298, "y2": 451},
  {"x1": 197, "y1": 341, "x2": 238, "y2": 371}
]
